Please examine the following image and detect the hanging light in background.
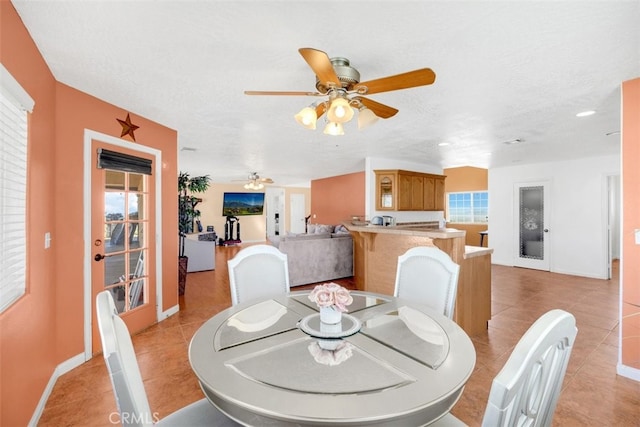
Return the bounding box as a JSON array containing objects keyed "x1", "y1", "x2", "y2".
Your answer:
[{"x1": 244, "y1": 181, "x2": 264, "y2": 190}]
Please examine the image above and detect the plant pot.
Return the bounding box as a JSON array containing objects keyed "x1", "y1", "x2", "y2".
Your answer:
[{"x1": 178, "y1": 256, "x2": 188, "y2": 295}]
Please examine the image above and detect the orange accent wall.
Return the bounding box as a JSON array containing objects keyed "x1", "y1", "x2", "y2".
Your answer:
[
  {"x1": 621, "y1": 78, "x2": 640, "y2": 370},
  {"x1": 1, "y1": 2, "x2": 57, "y2": 425},
  {"x1": 55, "y1": 83, "x2": 179, "y2": 349},
  {"x1": 0, "y1": 1, "x2": 179, "y2": 424},
  {"x1": 310, "y1": 172, "x2": 365, "y2": 225},
  {"x1": 443, "y1": 166, "x2": 489, "y2": 246}
]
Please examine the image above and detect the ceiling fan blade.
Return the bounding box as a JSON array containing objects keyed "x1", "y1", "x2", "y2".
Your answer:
[
  {"x1": 355, "y1": 97, "x2": 398, "y2": 119},
  {"x1": 298, "y1": 48, "x2": 340, "y2": 92},
  {"x1": 244, "y1": 90, "x2": 322, "y2": 96},
  {"x1": 354, "y1": 68, "x2": 436, "y2": 95},
  {"x1": 316, "y1": 102, "x2": 327, "y2": 119},
  {"x1": 259, "y1": 178, "x2": 274, "y2": 184}
]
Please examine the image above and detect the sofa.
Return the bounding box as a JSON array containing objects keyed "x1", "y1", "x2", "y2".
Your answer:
[
  {"x1": 184, "y1": 232, "x2": 217, "y2": 272},
  {"x1": 269, "y1": 224, "x2": 353, "y2": 287}
]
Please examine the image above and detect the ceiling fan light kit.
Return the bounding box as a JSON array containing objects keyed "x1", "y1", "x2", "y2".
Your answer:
[
  {"x1": 246, "y1": 47, "x2": 435, "y2": 136},
  {"x1": 294, "y1": 106, "x2": 318, "y2": 129},
  {"x1": 234, "y1": 172, "x2": 273, "y2": 191},
  {"x1": 244, "y1": 181, "x2": 264, "y2": 190},
  {"x1": 357, "y1": 105, "x2": 379, "y2": 130},
  {"x1": 323, "y1": 121, "x2": 345, "y2": 136},
  {"x1": 326, "y1": 92, "x2": 354, "y2": 124}
]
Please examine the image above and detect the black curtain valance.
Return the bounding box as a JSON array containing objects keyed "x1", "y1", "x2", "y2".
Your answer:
[{"x1": 97, "y1": 149, "x2": 152, "y2": 175}]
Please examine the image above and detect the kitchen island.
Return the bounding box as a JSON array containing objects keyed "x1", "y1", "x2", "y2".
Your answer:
[{"x1": 345, "y1": 222, "x2": 493, "y2": 336}]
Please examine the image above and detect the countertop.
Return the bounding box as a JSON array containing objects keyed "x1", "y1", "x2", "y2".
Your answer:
[
  {"x1": 464, "y1": 245, "x2": 493, "y2": 259},
  {"x1": 344, "y1": 223, "x2": 466, "y2": 239}
]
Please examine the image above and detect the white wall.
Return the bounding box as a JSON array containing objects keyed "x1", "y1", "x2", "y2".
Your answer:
[
  {"x1": 365, "y1": 157, "x2": 445, "y2": 223},
  {"x1": 489, "y1": 155, "x2": 620, "y2": 279}
]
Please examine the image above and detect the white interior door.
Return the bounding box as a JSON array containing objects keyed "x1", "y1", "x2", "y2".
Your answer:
[
  {"x1": 513, "y1": 181, "x2": 550, "y2": 271},
  {"x1": 290, "y1": 193, "x2": 306, "y2": 234},
  {"x1": 607, "y1": 175, "x2": 621, "y2": 279},
  {"x1": 265, "y1": 187, "x2": 285, "y2": 237}
]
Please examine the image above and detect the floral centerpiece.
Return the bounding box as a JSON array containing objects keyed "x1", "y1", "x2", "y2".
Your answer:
[{"x1": 308, "y1": 282, "x2": 353, "y2": 324}]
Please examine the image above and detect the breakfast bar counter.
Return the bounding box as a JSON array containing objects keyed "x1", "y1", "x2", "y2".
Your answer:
[{"x1": 345, "y1": 223, "x2": 493, "y2": 336}]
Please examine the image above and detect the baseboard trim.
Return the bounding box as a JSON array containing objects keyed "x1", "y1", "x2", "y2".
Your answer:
[
  {"x1": 160, "y1": 304, "x2": 180, "y2": 320},
  {"x1": 29, "y1": 353, "x2": 86, "y2": 427},
  {"x1": 617, "y1": 363, "x2": 640, "y2": 382}
]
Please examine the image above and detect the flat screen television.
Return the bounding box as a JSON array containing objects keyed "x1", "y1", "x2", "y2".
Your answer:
[{"x1": 222, "y1": 192, "x2": 265, "y2": 216}]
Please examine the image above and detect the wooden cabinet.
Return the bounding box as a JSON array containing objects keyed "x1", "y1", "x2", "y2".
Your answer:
[
  {"x1": 375, "y1": 170, "x2": 446, "y2": 211},
  {"x1": 411, "y1": 175, "x2": 424, "y2": 210},
  {"x1": 376, "y1": 172, "x2": 396, "y2": 210},
  {"x1": 434, "y1": 177, "x2": 445, "y2": 211},
  {"x1": 397, "y1": 173, "x2": 413, "y2": 210}
]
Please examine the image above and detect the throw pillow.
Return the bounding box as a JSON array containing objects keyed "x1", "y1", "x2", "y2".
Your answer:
[
  {"x1": 315, "y1": 224, "x2": 335, "y2": 234},
  {"x1": 333, "y1": 224, "x2": 349, "y2": 234}
]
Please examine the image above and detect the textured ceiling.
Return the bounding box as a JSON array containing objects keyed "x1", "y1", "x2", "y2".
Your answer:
[{"x1": 11, "y1": 1, "x2": 640, "y2": 186}]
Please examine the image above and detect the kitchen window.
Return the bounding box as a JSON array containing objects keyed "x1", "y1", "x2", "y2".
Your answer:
[{"x1": 447, "y1": 191, "x2": 488, "y2": 223}]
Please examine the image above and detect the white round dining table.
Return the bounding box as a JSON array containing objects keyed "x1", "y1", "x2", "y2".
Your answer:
[{"x1": 189, "y1": 290, "x2": 476, "y2": 426}]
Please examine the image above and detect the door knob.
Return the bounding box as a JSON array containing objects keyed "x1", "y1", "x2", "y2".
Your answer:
[
  {"x1": 543, "y1": 229, "x2": 549, "y2": 232},
  {"x1": 95, "y1": 253, "x2": 105, "y2": 261}
]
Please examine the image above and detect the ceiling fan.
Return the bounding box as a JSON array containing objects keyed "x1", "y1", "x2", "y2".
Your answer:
[
  {"x1": 233, "y1": 172, "x2": 274, "y2": 190},
  {"x1": 245, "y1": 47, "x2": 436, "y2": 135}
]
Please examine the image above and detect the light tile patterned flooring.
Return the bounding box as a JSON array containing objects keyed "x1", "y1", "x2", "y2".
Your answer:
[{"x1": 38, "y1": 246, "x2": 640, "y2": 426}]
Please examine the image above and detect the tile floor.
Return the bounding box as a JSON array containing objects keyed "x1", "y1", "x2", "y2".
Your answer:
[{"x1": 38, "y1": 246, "x2": 639, "y2": 426}]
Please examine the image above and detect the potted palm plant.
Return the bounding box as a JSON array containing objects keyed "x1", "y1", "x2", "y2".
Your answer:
[{"x1": 178, "y1": 171, "x2": 211, "y2": 294}]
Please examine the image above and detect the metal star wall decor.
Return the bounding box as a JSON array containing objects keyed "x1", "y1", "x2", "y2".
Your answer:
[{"x1": 117, "y1": 113, "x2": 139, "y2": 141}]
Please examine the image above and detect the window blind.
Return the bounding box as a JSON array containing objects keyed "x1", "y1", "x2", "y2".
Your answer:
[
  {"x1": 97, "y1": 148, "x2": 152, "y2": 175},
  {"x1": 1, "y1": 63, "x2": 33, "y2": 313}
]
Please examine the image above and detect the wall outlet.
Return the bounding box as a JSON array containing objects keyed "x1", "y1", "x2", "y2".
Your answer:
[
  {"x1": 45, "y1": 232, "x2": 51, "y2": 249},
  {"x1": 635, "y1": 229, "x2": 640, "y2": 245}
]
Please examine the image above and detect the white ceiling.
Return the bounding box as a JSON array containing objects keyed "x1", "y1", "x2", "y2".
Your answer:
[{"x1": 12, "y1": 1, "x2": 640, "y2": 186}]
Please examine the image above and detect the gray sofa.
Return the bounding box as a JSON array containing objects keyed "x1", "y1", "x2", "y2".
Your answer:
[{"x1": 269, "y1": 230, "x2": 353, "y2": 287}]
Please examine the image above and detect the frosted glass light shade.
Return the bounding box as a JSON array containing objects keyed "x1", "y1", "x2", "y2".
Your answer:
[
  {"x1": 244, "y1": 181, "x2": 264, "y2": 190},
  {"x1": 357, "y1": 108, "x2": 379, "y2": 129},
  {"x1": 294, "y1": 106, "x2": 317, "y2": 129},
  {"x1": 327, "y1": 98, "x2": 354, "y2": 123},
  {"x1": 323, "y1": 122, "x2": 344, "y2": 136}
]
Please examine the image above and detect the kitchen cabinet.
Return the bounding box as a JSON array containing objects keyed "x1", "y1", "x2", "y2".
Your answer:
[
  {"x1": 375, "y1": 170, "x2": 446, "y2": 211},
  {"x1": 376, "y1": 172, "x2": 396, "y2": 210}
]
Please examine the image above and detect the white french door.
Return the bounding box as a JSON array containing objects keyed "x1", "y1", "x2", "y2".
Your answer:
[
  {"x1": 513, "y1": 181, "x2": 550, "y2": 271},
  {"x1": 290, "y1": 193, "x2": 306, "y2": 234}
]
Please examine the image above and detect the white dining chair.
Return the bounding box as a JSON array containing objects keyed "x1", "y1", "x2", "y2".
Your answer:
[
  {"x1": 432, "y1": 309, "x2": 578, "y2": 427},
  {"x1": 96, "y1": 291, "x2": 240, "y2": 426},
  {"x1": 394, "y1": 246, "x2": 460, "y2": 319},
  {"x1": 227, "y1": 244, "x2": 290, "y2": 306}
]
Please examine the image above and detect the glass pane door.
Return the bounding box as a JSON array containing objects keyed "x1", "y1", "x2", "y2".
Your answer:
[
  {"x1": 103, "y1": 170, "x2": 148, "y2": 313},
  {"x1": 519, "y1": 186, "x2": 544, "y2": 260},
  {"x1": 514, "y1": 182, "x2": 550, "y2": 271}
]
